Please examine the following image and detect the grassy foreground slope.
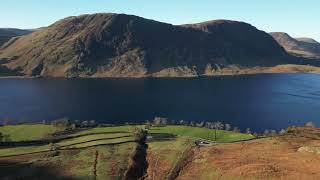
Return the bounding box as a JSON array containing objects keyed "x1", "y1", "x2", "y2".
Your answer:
[
  {"x1": 0, "y1": 143, "x2": 136, "y2": 180},
  {"x1": 0, "y1": 124, "x2": 257, "y2": 180},
  {"x1": 149, "y1": 125, "x2": 254, "y2": 142},
  {"x1": 0, "y1": 125, "x2": 139, "y2": 179}
]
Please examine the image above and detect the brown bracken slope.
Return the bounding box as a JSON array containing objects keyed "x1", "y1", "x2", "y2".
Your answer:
[
  {"x1": 177, "y1": 127, "x2": 320, "y2": 180},
  {"x1": 0, "y1": 13, "x2": 291, "y2": 77}
]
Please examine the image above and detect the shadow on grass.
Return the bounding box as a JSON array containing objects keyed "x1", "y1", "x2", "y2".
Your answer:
[
  {"x1": 0, "y1": 140, "x2": 137, "y2": 158},
  {"x1": 0, "y1": 131, "x2": 131, "y2": 148},
  {"x1": 0, "y1": 160, "x2": 90, "y2": 180},
  {"x1": 147, "y1": 133, "x2": 178, "y2": 142},
  {"x1": 58, "y1": 135, "x2": 132, "y2": 149}
]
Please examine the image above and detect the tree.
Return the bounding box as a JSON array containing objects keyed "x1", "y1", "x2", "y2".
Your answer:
[
  {"x1": 225, "y1": 124, "x2": 231, "y2": 131},
  {"x1": 161, "y1": 118, "x2": 168, "y2": 125},
  {"x1": 153, "y1": 117, "x2": 162, "y2": 126},
  {"x1": 205, "y1": 122, "x2": 212, "y2": 129},
  {"x1": 213, "y1": 122, "x2": 224, "y2": 141},
  {"x1": 81, "y1": 120, "x2": 89, "y2": 127},
  {"x1": 70, "y1": 123, "x2": 76, "y2": 130},
  {"x1": 305, "y1": 121, "x2": 316, "y2": 128},
  {"x1": 270, "y1": 130, "x2": 277, "y2": 136},
  {"x1": 51, "y1": 117, "x2": 70, "y2": 131},
  {"x1": 145, "y1": 120, "x2": 151, "y2": 130},
  {"x1": 89, "y1": 120, "x2": 96, "y2": 127},
  {"x1": 233, "y1": 127, "x2": 240, "y2": 133},
  {"x1": 279, "y1": 129, "x2": 286, "y2": 135},
  {"x1": 245, "y1": 128, "x2": 251, "y2": 134},
  {"x1": 196, "y1": 121, "x2": 204, "y2": 128}
]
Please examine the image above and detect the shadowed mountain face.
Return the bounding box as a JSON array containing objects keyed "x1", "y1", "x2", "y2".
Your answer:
[
  {"x1": 0, "y1": 13, "x2": 289, "y2": 77},
  {"x1": 270, "y1": 32, "x2": 320, "y2": 59},
  {"x1": 0, "y1": 28, "x2": 32, "y2": 47}
]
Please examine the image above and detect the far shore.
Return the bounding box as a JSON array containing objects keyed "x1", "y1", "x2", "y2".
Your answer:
[{"x1": 1, "y1": 64, "x2": 320, "y2": 79}]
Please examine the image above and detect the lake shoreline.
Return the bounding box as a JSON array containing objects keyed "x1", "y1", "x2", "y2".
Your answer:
[{"x1": 1, "y1": 64, "x2": 320, "y2": 79}]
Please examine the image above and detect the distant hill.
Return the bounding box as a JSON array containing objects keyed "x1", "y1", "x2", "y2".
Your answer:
[
  {"x1": 0, "y1": 28, "x2": 32, "y2": 47},
  {"x1": 270, "y1": 32, "x2": 320, "y2": 59},
  {"x1": 0, "y1": 13, "x2": 294, "y2": 77}
]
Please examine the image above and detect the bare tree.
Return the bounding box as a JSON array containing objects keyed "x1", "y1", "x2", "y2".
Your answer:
[
  {"x1": 225, "y1": 124, "x2": 231, "y2": 131},
  {"x1": 305, "y1": 121, "x2": 316, "y2": 128},
  {"x1": 270, "y1": 130, "x2": 277, "y2": 136},
  {"x1": 245, "y1": 128, "x2": 251, "y2": 134},
  {"x1": 213, "y1": 122, "x2": 224, "y2": 141},
  {"x1": 161, "y1": 118, "x2": 168, "y2": 125},
  {"x1": 279, "y1": 129, "x2": 286, "y2": 135},
  {"x1": 205, "y1": 122, "x2": 212, "y2": 129},
  {"x1": 196, "y1": 121, "x2": 204, "y2": 128},
  {"x1": 51, "y1": 117, "x2": 70, "y2": 131},
  {"x1": 145, "y1": 120, "x2": 151, "y2": 130},
  {"x1": 153, "y1": 117, "x2": 162, "y2": 126},
  {"x1": 233, "y1": 127, "x2": 240, "y2": 133},
  {"x1": 89, "y1": 120, "x2": 96, "y2": 127}
]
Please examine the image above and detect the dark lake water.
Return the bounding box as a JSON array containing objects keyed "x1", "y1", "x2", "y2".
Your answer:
[{"x1": 1, "y1": 73, "x2": 320, "y2": 132}]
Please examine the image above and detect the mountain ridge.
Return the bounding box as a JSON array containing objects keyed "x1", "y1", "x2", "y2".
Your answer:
[
  {"x1": 270, "y1": 32, "x2": 320, "y2": 59},
  {"x1": 0, "y1": 13, "x2": 312, "y2": 78},
  {"x1": 0, "y1": 28, "x2": 33, "y2": 48}
]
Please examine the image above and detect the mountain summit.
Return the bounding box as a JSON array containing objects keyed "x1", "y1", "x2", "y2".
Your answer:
[{"x1": 0, "y1": 13, "x2": 290, "y2": 77}]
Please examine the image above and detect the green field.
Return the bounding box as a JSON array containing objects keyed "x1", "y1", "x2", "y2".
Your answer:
[
  {"x1": 149, "y1": 125, "x2": 254, "y2": 142},
  {"x1": 0, "y1": 125, "x2": 139, "y2": 179},
  {"x1": 0, "y1": 124, "x2": 58, "y2": 141},
  {"x1": 0, "y1": 125, "x2": 138, "y2": 157},
  {"x1": 0, "y1": 124, "x2": 258, "y2": 179}
]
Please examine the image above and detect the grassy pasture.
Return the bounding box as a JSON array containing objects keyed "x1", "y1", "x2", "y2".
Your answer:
[
  {"x1": 149, "y1": 125, "x2": 254, "y2": 142},
  {"x1": 0, "y1": 124, "x2": 58, "y2": 141},
  {"x1": 0, "y1": 125, "x2": 137, "y2": 157}
]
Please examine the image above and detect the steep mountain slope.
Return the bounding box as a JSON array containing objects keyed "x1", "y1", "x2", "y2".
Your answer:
[
  {"x1": 0, "y1": 28, "x2": 32, "y2": 47},
  {"x1": 0, "y1": 13, "x2": 289, "y2": 77},
  {"x1": 270, "y1": 32, "x2": 320, "y2": 59}
]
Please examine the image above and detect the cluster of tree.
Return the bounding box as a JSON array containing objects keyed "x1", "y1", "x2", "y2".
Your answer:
[
  {"x1": 51, "y1": 118, "x2": 97, "y2": 131},
  {"x1": 152, "y1": 117, "x2": 168, "y2": 126},
  {"x1": 147, "y1": 117, "x2": 311, "y2": 138}
]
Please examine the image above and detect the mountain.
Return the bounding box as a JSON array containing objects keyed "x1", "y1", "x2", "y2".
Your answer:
[
  {"x1": 0, "y1": 28, "x2": 33, "y2": 47},
  {"x1": 0, "y1": 13, "x2": 290, "y2": 77},
  {"x1": 270, "y1": 32, "x2": 320, "y2": 59}
]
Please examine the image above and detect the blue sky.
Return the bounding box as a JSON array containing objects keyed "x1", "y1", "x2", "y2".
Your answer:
[{"x1": 1, "y1": 0, "x2": 319, "y2": 41}]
